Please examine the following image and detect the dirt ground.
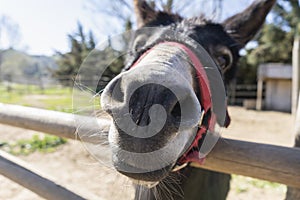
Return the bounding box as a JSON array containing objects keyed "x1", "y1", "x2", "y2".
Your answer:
[{"x1": 0, "y1": 106, "x2": 296, "y2": 200}]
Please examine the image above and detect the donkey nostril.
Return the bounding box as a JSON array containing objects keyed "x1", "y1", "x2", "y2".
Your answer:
[
  {"x1": 170, "y1": 101, "x2": 181, "y2": 120},
  {"x1": 101, "y1": 76, "x2": 125, "y2": 115},
  {"x1": 106, "y1": 76, "x2": 124, "y2": 103},
  {"x1": 170, "y1": 95, "x2": 201, "y2": 128}
]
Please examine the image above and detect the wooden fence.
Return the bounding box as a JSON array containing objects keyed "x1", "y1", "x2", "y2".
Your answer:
[
  {"x1": 227, "y1": 84, "x2": 262, "y2": 106},
  {"x1": 0, "y1": 103, "x2": 300, "y2": 200},
  {"x1": 0, "y1": 150, "x2": 98, "y2": 200}
]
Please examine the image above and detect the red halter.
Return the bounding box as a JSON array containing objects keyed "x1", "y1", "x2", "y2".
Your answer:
[{"x1": 130, "y1": 41, "x2": 230, "y2": 167}]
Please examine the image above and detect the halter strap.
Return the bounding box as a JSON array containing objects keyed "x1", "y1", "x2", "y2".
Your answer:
[{"x1": 161, "y1": 42, "x2": 214, "y2": 166}]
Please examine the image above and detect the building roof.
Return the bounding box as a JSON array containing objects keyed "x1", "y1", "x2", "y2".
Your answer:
[{"x1": 258, "y1": 63, "x2": 292, "y2": 80}]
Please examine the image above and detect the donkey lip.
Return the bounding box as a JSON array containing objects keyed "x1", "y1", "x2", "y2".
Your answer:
[
  {"x1": 114, "y1": 160, "x2": 173, "y2": 182},
  {"x1": 131, "y1": 180, "x2": 159, "y2": 188},
  {"x1": 171, "y1": 162, "x2": 188, "y2": 172}
]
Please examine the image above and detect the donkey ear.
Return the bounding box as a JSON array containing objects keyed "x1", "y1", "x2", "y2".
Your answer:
[
  {"x1": 133, "y1": 0, "x2": 157, "y2": 28},
  {"x1": 223, "y1": 0, "x2": 276, "y2": 48}
]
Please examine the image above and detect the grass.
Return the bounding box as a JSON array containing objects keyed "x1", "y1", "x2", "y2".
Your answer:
[
  {"x1": 0, "y1": 83, "x2": 101, "y2": 114},
  {"x1": 40, "y1": 96, "x2": 73, "y2": 113},
  {"x1": 0, "y1": 83, "x2": 73, "y2": 154},
  {"x1": 0, "y1": 134, "x2": 67, "y2": 155},
  {"x1": 231, "y1": 174, "x2": 286, "y2": 194},
  {"x1": 0, "y1": 83, "x2": 74, "y2": 112}
]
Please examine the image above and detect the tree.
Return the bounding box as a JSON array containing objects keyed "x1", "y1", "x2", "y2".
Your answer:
[
  {"x1": 54, "y1": 22, "x2": 125, "y2": 90},
  {"x1": 0, "y1": 15, "x2": 21, "y2": 49},
  {"x1": 272, "y1": 0, "x2": 300, "y2": 33},
  {"x1": 54, "y1": 22, "x2": 96, "y2": 86},
  {"x1": 0, "y1": 15, "x2": 22, "y2": 82},
  {"x1": 86, "y1": 0, "x2": 224, "y2": 31},
  {"x1": 236, "y1": 0, "x2": 299, "y2": 84}
]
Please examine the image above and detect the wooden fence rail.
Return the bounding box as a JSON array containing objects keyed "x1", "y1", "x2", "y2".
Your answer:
[
  {"x1": 0, "y1": 103, "x2": 110, "y2": 144},
  {"x1": 0, "y1": 103, "x2": 300, "y2": 191},
  {"x1": 0, "y1": 150, "x2": 97, "y2": 200}
]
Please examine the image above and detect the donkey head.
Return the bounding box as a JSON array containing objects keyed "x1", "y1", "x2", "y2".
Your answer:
[{"x1": 101, "y1": 0, "x2": 275, "y2": 186}]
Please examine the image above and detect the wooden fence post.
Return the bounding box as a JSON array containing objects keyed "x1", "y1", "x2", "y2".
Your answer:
[
  {"x1": 295, "y1": 94, "x2": 300, "y2": 147},
  {"x1": 286, "y1": 94, "x2": 300, "y2": 199},
  {"x1": 256, "y1": 77, "x2": 264, "y2": 110},
  {"x1": 292, "y1": 36, "x2": 300, "y2": 115},
  {"x1": 286, "y1": 35, "x2": 300, "y2": 200}
]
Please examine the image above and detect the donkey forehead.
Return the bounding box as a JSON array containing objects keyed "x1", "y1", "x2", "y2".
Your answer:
[
  {"x1": 178, "y1": 20, "x2": 237, "y2": 48},
  {"x1": 126, "y1": 21, "x2": 239, "y2": 76},
  {"x1": 128, "y1": 20, "x2": 238, "y2": 64}
]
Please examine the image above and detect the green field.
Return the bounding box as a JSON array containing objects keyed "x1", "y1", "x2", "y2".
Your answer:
[
  {"x1": 0, "y1": 83, "x2": 101, "y2": 113},
  {"x1": 0, "y1": 83, "x2": 75, "y2": 153},
  {"x1": 0, "y1": 134, "x2": 67, "y2": 155},
  {"x1": 0, "y1": 83, "x2": 76, "y2": 113},
  {"x1": 231, "y1": 174, "x2": 286, "y2": 193}
]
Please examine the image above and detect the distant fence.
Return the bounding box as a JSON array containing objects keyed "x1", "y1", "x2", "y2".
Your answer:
[
  {"x1": 0, "y1": 103, "x2": 299, "y2": 200},
  {"x1": 227, "y1": 84, "x2": 265, "y2": 106}
]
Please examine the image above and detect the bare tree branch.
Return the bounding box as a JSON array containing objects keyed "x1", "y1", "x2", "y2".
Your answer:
[
  {"x1": 0, "y1": 15, "x2": 21, "y2": 49},
  {"x1": 87, "y1": 0, "x2": 225, "y2": 29}
]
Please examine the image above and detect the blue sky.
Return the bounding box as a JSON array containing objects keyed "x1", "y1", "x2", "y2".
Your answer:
[{"x1": 0, "y1": 0, "x2": 253, "y2": 56}]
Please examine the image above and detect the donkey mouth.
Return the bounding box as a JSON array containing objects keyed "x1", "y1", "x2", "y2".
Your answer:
[
  {"x1": 114, "y1": 160, "x2": 174, "y2": 182},
  {"x1": 132, "y1": 180, "x2": 159, "y2": 188},
  {"x1": 110, "y1": 126, "x2": 198, "y2": 183}
]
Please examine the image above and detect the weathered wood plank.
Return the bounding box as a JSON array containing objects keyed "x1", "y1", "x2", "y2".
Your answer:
[
  {"x1": 286, "y1": 93, "x2": 300, "y2": 199},
  {"x1": 292, "y1": 37, "x2": 300, "y2": 114},
  {"x1": 191, "y1": 139, "x2": 300, "y2": 189},
  {"x1": 0, "y1": 103, "x2": 110, "y2": 144},
  {"x1": 0, "y1": 150, "x2": 101, "y2": 200},
  {"x1": 295, "y1": 93, "x2": 300, "y2": 147}
]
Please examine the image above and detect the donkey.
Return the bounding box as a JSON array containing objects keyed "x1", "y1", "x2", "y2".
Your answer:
[{"x1": 101, "y1": 0, "x2": 275, "y2": 199}]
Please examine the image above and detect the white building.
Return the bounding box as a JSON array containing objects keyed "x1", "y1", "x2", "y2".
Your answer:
[{"x1": 256, "y1": 63, "x2": 292, "y2": 112}]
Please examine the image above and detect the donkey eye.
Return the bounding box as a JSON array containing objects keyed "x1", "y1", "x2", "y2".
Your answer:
[
  {"x1": 133, "y1": 34, "x2": 147, "y2": 52},
  {"x1": 217, "y1": 54, "x2": 231, "y2": 71},
  {"x1": 213, "y1": 46, "x2": 233, "y2": 73}
]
